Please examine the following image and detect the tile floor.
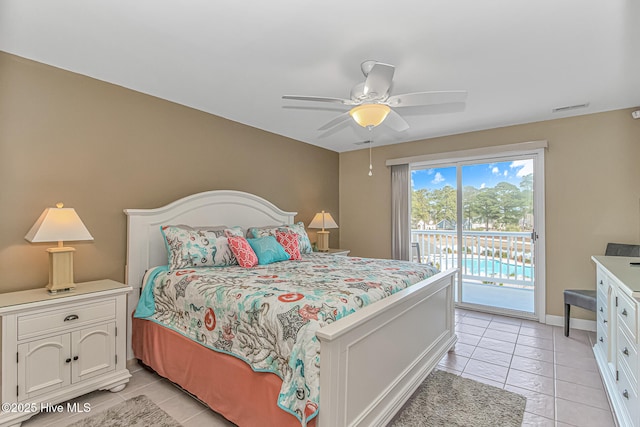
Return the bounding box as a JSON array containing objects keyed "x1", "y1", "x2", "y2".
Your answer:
[
  {"x1": 21, "y1": 308, "x2": 613, "y2": 427},
  {"x1": 442, "y1": 309, "x2": 614, "y2": 427}
]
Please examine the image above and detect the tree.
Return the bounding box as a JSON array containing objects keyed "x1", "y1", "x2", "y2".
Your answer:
[
  {"x1": 494, "y1": 182, "x2": 523, "y2": 229},
  {"x1": 431, "y1": 185, "x2": 456, "y2": 226},
  {"x1": 462, "y1": 186, "x2": 478, "y2": 230},
  {"x1": 471, "y1": 188, "x2": 500, "y2": 230},
  {"x1": 519, "y1": 174, "x2": 533, "y2": 229},
  {"x1": 411, "y1": 189, "x2": 431, "y2": 227}
]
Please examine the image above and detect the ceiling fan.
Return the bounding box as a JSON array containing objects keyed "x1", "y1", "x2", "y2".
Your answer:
[{"x1": 282, "y1": 60, "x2": 467, "y2": 132}]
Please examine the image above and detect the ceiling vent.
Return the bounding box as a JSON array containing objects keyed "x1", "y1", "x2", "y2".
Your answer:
[{"x1": 552, "y1": 103, "x2": 590, "y2": 113}]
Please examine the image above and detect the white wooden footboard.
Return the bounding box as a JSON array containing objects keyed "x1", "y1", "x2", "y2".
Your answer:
[{"x1": 316, "y1": 268, "x2": 456, "y2": 427}]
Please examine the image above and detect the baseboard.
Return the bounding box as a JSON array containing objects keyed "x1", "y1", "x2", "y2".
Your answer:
[{"x1": 545, "y1": 314, "x2": 596, "y2": 332}]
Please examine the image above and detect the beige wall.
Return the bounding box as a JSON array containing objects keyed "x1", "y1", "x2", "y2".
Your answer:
[
  {"x1": 339, "y1": 110, "x2": 640, "y2": 318},
  {"x1": 0, "y1": 52, "x2": 339, "y2": 293}
]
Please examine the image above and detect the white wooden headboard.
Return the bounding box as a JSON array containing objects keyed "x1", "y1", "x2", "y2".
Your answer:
[
  {"x1": 124, "y1": 190, "x2": 296, "y2": 290},
  {"x1": 123, "y1": 190, "x2": 296, "y2": 359}
]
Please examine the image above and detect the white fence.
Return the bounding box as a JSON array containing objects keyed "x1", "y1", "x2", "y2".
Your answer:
[{"x1": 411, "y1": 230, "x2": 534, "y2": 289}]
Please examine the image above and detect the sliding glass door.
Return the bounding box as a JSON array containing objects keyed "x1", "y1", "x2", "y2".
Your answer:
[{"x1": 411, "y1": 154, "x2": 542, "y2": 318}]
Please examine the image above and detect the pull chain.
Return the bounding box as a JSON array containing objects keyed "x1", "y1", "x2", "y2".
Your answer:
[{"x1": 368, "y1": 127, "x2": 373, "y2": 177}]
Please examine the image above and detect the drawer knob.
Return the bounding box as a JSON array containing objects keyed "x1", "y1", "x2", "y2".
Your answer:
[
  {"x1": 65, "y1": 358, "x2": 71, "y2": 363},
  {"x1": 599, "y1": 337, "x2": 604, "y2": 343},
  {"x1": 64, "y1": 314, "x2": 79, "y2": 322},
  {"x1": 600, "y1": 307, "x2": 604, "y2": 313},
  {"x1": 622, "y1": 309, "x2": 628, "y2": 317},
  {"x1": 73, "y1": 356, "x2": 79, "y2": 361},
  {"x1": 600, "y1": 280, "x2": 603, "y2": 285},
  {"x1": 603, "y1": 319, "x2": 608, "y2": 324},
  {"x1": 622, "y1": 347, "x2": 629, "y2": 356},
  {"x1": 623, "y1": 389, "x2": 629, "y2": 399}
]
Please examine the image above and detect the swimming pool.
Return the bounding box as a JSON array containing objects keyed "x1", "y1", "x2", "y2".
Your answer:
[{"x1": 461, "y1": 257, "x2": 533, "y2": 279}]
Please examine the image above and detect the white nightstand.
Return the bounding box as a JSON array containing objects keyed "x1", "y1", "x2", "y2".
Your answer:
[
  {"x1": 0, "y1": 280, "x2": 132, "y2": 427},
  {"x1": 316, "y1": 248, "x2": 350, "y2": 256}
]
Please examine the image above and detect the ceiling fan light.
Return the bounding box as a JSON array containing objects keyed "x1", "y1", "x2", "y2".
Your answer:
[{"x1": 349, "y1": 104, "x2": 391, "y2": 128}]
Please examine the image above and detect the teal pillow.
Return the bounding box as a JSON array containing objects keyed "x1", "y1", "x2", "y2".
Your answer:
[{"x1": 247, "y1": 236, "x2": 290, "y2": 265}]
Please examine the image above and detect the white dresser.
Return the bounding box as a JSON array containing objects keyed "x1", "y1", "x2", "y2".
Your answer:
[
  {"x1": 0, "y1": 280, "x2": 132, "y2": 427},
  {"x1": 592, "y1": 256, "x2": 640, "y2": 427}
]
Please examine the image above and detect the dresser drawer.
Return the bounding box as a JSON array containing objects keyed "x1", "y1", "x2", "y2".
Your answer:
[
  {"x1": 597, "y1": 286, "x2": 608, "y2": 313},
  {"x1": 597, "y1": 268, "x2": 609, "y2": 291},
  {"x1": 617, "y1": 291, "x2": 638, "y2": 342},
  {"x1": 617, "y1": 363, "x2": 639, "y2": 425},
  {"x1": 618, "y1": 326, "x2": 638, "y2": 384},
  {"x1": 596, "y1": 320, "x2": 608, "y2": 357},
  {"x1": 17, "y1": 299, "x2": 116, "y2": 341}
]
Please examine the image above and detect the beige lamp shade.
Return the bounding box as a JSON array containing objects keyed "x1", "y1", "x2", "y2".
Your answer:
[
  {"x1": 25, "y1": 203, "x2": 93, "y2": 293},
  {"x1": 349, "y1": 104, "x2": 391, "y2": 128},
  {"x1": 308, "y1": 211, "x2": 338, "y2": 252},
  {"x1": 308, "y1": 211, "x2": 338, "y2": 231},
  {"x1": 25, "y1": 204, "x2": 94, "y2": 244}
]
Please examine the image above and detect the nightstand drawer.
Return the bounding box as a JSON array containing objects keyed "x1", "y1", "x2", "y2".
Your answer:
[{"x1": 17, "y1": 299, "x2": 116, "y2": 341}]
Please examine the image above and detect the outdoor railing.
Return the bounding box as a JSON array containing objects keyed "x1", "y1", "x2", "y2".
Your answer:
[{"x1": 411, "y1": 229, "x2": 534, "y2": 289}]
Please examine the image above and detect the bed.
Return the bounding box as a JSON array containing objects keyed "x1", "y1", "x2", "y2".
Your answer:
[{"x1": 124, "y1": 190, "x2": 456, "y2": 427}]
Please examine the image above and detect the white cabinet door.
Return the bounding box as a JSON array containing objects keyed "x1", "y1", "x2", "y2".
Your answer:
[
  {"x1": 18, "y1": 335, "x2": 71, "y2": 400},
  {"x1": 71, "y1": 323, "x2": 116, "y2": 383}
]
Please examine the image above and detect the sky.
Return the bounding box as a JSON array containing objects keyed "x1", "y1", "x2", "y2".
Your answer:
[{"x1": 411, "y1": 159, "x2": 533, "y2": 190}]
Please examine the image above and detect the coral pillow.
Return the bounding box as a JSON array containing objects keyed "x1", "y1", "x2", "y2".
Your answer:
[
  {"x1": 276, "y1": 230, "x2": 302, "y2": 260},
  {"x1": 227, "y1": 236, "x2": 258, "y2": 268}
]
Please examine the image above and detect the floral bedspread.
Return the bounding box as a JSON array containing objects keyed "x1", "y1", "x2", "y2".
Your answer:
[{"x1": 135, "y1": 254, "x2": 439, "y2": 425}]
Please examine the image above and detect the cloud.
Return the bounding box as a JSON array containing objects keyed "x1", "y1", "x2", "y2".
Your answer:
[
  {"x1": 480, "y1": 183, "x2": 486, "y2": 189},
  {"x1": 432, "y1": 172, "x2": 445, "y2": 184},
  {"x1": 427, "y1": 169, "x2": 435, "y2": 175},
  {"x1": 492, "y1": 166, "x2": 500, "y2": 175},
  {"x1": 510, "y1": 160, "x2": 534, "y2": 177},
  {"x1": 504, "y1": 170, "x2": 508, "y2": 177}
]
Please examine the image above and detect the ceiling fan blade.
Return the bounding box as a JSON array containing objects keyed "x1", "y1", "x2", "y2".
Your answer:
[
  {"x1": 387, "y1": 90, "x2": 468, "y2": 107},
  {"x1": 363, "y1": 63, "x2": 395, "y2": 97},
  {"x1": 282, "y1": 95, "x2": 355, "y2": 105},
  {"x1": 318, "y1": 112, "x2": 352, "y2": 131},
  {"x1": 384, "y1": 109, "x2": 410, "y2": 132}
]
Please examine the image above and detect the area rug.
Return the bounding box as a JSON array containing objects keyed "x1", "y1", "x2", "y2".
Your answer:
[
  {"x1": 389, "y1": 370, "x2": 526, "y2": 427},
  {"x1": 67, "y1": 395, "x2": 182, "y2": 427}
]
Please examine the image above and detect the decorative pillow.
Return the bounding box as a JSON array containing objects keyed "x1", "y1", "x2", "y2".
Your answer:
[
  {"x1": 224, "y1": 226, "x2": 244, "y2": 238},
  {"x1": 227, "y1": 236, "x2": 258, "y2": 268},
  {"x1": 247, "y1": 225, "x2": 279, "y2": 239},
  {"x1": 247, "y1": 236, "x2": 291, "y2": 265},
  {"x1": 281, "y1": 222, "x2": 313, "y2": 254},
  {"x1": 275, "y1": 230, "x2": 302, "y2": 260},
  {"x1": 161, "y1": 225, "x2": 237, "y2": 270},
  {"x1": 247, "y1": 222, "x2": 313, "y2": 254}
]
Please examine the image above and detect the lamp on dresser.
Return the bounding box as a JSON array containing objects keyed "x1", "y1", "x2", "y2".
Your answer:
[
  {"x1": 308, "y1": 210, "x2": 338, "y2": 252},
  {"x1": 24, "y1": 202, "x2": 94, "y2": 293}
]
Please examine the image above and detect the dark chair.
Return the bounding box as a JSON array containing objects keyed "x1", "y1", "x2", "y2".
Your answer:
[
  {"x1": 411, "y1": 242, "x2": 421, "y2": 263},
  {"x1": 564, "y1": 243, "x2": 640, "y2": 336}
]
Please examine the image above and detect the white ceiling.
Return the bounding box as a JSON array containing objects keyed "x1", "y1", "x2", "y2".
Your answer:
[{"x1": 1, "y1": 0, "x2": 639, "y2": 153}]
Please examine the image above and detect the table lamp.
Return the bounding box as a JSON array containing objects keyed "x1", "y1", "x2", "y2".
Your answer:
[
  {"x1": 24, "y1": 203, "x2": 94, "y2": 293},
  {"x1": 308, "y1": 211, "x2": 338, "y2": 252}
]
